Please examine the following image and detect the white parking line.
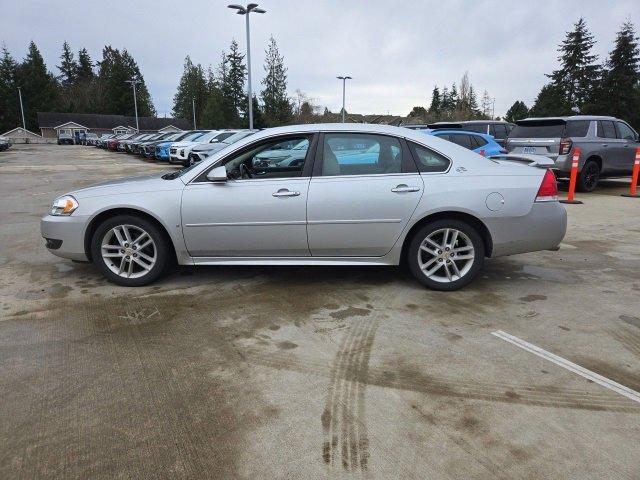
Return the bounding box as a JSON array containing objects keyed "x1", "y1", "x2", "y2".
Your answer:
[{"x1": 492, "y1": 330, "x2": 640, "y2": 404}]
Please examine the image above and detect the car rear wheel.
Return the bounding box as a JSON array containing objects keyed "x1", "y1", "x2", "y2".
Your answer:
[
  {"x1": 91, "y1": 215, "x2": 169, "y2": 286},
  {"x1": 407, "y1": 220, "x2": 484, "y2": 291},
  {"x1": 577, "y1": 159, "x2": 600, "y2": 192}
]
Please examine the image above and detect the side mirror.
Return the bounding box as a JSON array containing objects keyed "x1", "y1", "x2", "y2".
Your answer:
[{"x1": 206, "y1": 165, "x2": 227, "y2": 182}]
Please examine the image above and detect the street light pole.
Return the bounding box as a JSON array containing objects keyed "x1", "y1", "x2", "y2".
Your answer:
[
  {"x1": 126, "y1": 78, "x2": 141, "y2": 132},
  {"x1": 192, "y1": 96, "x2": 197, "y2": 129},
  {"x1": 336, "y1": 76, "x2": 352, "y2": 123},
  {"x1": 17, "y1": 87, "x2": 26, "y2": 130},
  {"x1": 228, "y1": 3, "x2": 266, "y2": 130}
]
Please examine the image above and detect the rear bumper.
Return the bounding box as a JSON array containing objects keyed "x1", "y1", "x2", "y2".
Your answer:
[
  {"x1": 41, "y1": 214, "x2": 90, "y2": 262},
  {"x1": 486, "y1": 202, "x2": 567, "y2": 257}
]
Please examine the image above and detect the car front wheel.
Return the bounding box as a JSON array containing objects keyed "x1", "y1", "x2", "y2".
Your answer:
[
  {"x1": 91, "y1": 215, "x2": 169, "y2": 286},
  {"x1": 407, "y1": 220, "x2": 484, "y2": 291}
]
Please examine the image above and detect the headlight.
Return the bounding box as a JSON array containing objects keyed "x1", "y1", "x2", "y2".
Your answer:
[{"x1": 50, "y1": 195, "x2": 78, "y2": 216}]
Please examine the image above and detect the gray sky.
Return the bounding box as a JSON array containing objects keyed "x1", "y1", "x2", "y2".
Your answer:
[{"x1": 3, "y1": 0, "x2": 639, "y2": 118}]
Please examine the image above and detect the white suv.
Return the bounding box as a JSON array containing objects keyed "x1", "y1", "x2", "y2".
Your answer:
[{"x1": 169, "y1": 130, "x2": 239, "y2": 166}]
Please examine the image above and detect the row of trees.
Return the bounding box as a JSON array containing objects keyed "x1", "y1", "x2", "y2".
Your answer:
[
  {"x1": 505, "y1": 19, "x2": 640, "y2": 129},
  {"x1": 0, "y1": 41, "x2": 154, "y2": 133},
  {"x1": 172, "y1": 37, "x2": 297, "y2": 129},
  {"x1": 408, "y1": 72, "x2": 494, "y2": 123}
]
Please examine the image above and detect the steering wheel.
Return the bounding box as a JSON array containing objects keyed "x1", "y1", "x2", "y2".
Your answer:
[{"x1": 239, "y1": 163, "x2": 253, "y2": 179}]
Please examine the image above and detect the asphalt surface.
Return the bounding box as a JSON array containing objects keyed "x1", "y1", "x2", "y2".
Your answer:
[{"x1": 1, "y1": 144, "x2": 639, "y2": 479}]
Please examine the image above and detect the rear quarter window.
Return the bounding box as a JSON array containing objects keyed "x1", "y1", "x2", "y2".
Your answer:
[
  {"x1": 408, "y1": 141, "x2": 450, "y2": 173},
  {"x1": 564, "y1": 120, "x2": 590, "y2": 137}
]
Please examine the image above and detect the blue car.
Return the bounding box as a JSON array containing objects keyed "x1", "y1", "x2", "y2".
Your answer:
[
  {"x1": 154, "y1": 131, "x2": 209, "y2": 161},
  {"x1": 422, "y1": 129, "x2": 506, "y2": 156}
]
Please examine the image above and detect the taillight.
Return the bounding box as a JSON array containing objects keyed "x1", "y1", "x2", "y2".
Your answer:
[
  {"x1": 559, "y1": 138, "x2": 572, "y2": 155},
  {"x1": 536, "y1": 169, "x2": 558, "y2": 202}
]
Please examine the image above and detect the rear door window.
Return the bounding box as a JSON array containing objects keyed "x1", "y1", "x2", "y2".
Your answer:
[
  {"x1": 321, "y1": 133, "x2": 405, "y2": 176},
  {"x1": 565, "y1": 120, "x2": 590, "y2": 137},
  {"x1": 472, "y1": 135, "x2": 488, "y2": 147},
  {"x1": 598, "y1": 121, "x2": 617, "y2": 139},
  {"x1": 510, "y1": 123, "x2": 565, "y2": 138}
]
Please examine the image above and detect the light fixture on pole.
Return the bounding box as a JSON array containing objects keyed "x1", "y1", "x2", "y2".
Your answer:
[
  {"x1": 125, "y1": 78, "x2": 141, "y2": 132},
  {"x1": 192, "y1": 96, "x2": 197, "y2": 129},
  {"x1": 228, "y1": 3, "x2": 266, "y2": 130},
  {"x1": 337, "y1": 76, "x2": 352, "y2": 123},
  {"x1": 17, "y1": 86, "x2": 26, "y2": 130}
]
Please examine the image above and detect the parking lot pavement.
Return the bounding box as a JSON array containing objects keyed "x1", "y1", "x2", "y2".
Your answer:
[{"x1": 1, "y1": 144, "x2": 639, "y2": 479}]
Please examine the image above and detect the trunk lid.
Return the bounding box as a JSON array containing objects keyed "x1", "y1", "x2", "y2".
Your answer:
[{"x1": 506, "y1": 119, "x2": 566, "y2": 157}]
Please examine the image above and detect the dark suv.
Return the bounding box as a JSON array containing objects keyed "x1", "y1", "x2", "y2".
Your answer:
[{"x1": 506, "y1": 115, "x2": 640, "y2": 191}]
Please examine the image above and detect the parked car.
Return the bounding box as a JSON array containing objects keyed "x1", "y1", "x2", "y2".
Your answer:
[
  {"x1": 188, "y1": 130, "x2": 255, "y2": 164},
  {"x1": 138, "y1": 132, "x2": 179, "y2": 157},
  {"x1": 96, "y1": 134, "x2": 115, "y2": 148},
  {"x1": 427, "y1": 130, "x2": 506, "y2": 156},
  {"x1": 409, "y1": 120, "x2": 515, "y2": 147},
  {"x1": 506, "y1": 115, "x2": 640, "y2": 191},
  {"x1": 83, "y1": 133, "x2": 98, "y2": 146},
  {"x1": 107, "y1": 133, "x2": 135, "y2": 151},
  {"x1": 170, "y1": 130, "x2": 238, "y2": 165},
  {"x1": 41, "y1": 123, "x2": 566, "y2": 290},
  {"x1": 57, "y1": 132, "x2": 74, "y2": 145},
  {"x1": 128, "y1": 133, "x2": 159, "y2": 154},
  {"x1": 0, "y1": 136, "x2": 10, "y2": 151},
  {"x1": 154, "y1": 130, "x2": 209, "y2": 162},
  {"x1": 117, "y1": 133, "x2": 147, "y2": 152}
]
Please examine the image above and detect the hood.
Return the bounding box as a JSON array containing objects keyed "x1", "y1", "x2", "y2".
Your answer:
[
  {"x1": 156, "y1": 141, "x2": 173, "y2": 148},
  {"x1": 68, "y1": 172, "x2": 182, "y2": 199},
  {"x1": 170, "y1": 141, "x2": 198, "y2": 148}
]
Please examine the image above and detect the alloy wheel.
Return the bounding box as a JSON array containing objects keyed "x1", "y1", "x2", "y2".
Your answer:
[
  {"x1": 583, "y1": 162, "x2": 599, "y2": 191},
  {"x1": 100, "y1": 224, "x2": 157, "y2": 279},
  {"x1": 417, "y1": 228, "x2": 475, "y2": 283}
]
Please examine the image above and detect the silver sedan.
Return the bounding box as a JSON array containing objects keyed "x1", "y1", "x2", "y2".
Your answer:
[{"x1": 41, "y1": 124, "x2": 567, "y2": 290}]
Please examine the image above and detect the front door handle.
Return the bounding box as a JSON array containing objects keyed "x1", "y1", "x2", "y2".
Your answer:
[
  {"x1": 602, "y1": 143, "x2": 609, "y2": 147},
  {"x1": 391, "y1": 184, "x2": 420, "y2": 193},
  {"x1": 272, "y1": 189, "x2": 300, "y2": 197}
]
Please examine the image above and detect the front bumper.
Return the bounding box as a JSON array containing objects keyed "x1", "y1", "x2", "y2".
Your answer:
[{"x1": 41, "y1": 214, "x2": 90, "y2": 262}]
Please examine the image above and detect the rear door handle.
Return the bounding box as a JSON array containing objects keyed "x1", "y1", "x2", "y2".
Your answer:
[
  {"x1": 391, "y1": 184, "x2": 420, "y2": 193},
  {"x1": 272, "y1": 189, "x2": 300, "y2": 197}
]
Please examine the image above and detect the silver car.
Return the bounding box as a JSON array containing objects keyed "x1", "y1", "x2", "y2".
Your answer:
[
  {"x1": 507, "y1": 115, "x2": 640, "y2": 191},
  {"x1": 41, "y1": 124, "x2": 567, "y2": 290}
]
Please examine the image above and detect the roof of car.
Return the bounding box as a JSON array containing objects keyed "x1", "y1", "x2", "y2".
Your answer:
[{"x1": 520, "y1": 115, "x2": 618, "y2": 122}]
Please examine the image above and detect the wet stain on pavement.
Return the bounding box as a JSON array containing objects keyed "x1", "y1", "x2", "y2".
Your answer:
[
  {"x1": 620, "y1": 315, "x2": 640, "y2": 329},
  {"x1": 329, "y1": 306, "x2": 371, "y2": 321},
  {"x1": 519, "y1": 294, "x2": 547, "y2": 302}
]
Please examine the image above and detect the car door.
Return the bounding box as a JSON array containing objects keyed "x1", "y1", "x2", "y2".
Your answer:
[
  {"x1": 306, "y1": 132, "x2": 423, "y2": 257},
  {"x1": 181, "y1": 134, "x2": 317, "y2": 257},
  {"x1": 615, "y1": 121, "x2": 639, "y2": 172},
  {"x1": 597, "y1": 120, "x2": 625, "y2": 174}
]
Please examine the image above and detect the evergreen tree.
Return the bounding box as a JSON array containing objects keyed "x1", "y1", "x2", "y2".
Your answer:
[
  {"x1": 77, "y1": 48, "x2": 94, "y2": 81},
  {"x1": 172, "y1": 56, "x2": 208, "y2": 128},
  {"x1": 449, "y1": 83, "x2": 459, "y2": 110},
  {"x1": 0, "y1": 45, "x2": 20, "y2": 132},
  {"x1": 589, "y1": 21, "x2": 640, "y2": 127},
  {"x1": 505, "y1": 100, "x2": 529, "y2": 123},
  {"x1": 222, "y1": 40, "x2": 247, "y2": 126},
  {"x1": 260, "y1": 36, "x2": 293, "y2": 126},
  {"x1": 440, "y1": 86, "x2": 450, "y2": 117},
  {"x1": 408, "y1": 106, "x2": 427, "y2": 119},
  {"x1": 548, "y1": 18, "x2": 601, "y2": 109},
  {"x1": 529, "y1": 83, "x2": 572, "y2": 117},
  {"x1": 251, "y1": 95, "x2": 266, "y2": 128},
  {"x1": 428, "y1": 86, "x2": 441, "y2": 116},
  {"x1": 57, "y1": 41, "x2": 78, "y2": 86},
  {"x1": 17, "y1": 41, "x2": 58, "y2": 131},
  {"x1": 97, "y1": 46, "x2": 155, "y2": 117},
  {"x1": 468, "y1": 85, "x2": 479, "y2": 115}
]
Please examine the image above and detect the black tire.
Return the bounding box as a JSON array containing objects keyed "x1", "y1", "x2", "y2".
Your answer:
[
  {"x1": 91, "y1": 214, "x2": 169, "y2": 287},
  {"x1": 577, "y1": 159, "x2": 600, "y2": 192},
  {"x1": 407, "y1": 219, "x2": 485, "y2": 291}
]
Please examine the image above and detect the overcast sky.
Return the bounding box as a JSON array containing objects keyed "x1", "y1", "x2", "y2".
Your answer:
[{"x1": 3, "y1": 0, "x2": 639, "y2": 118}]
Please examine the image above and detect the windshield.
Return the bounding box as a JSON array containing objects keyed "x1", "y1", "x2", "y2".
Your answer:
[
  {"x1": 222, "y1": 131, "x2": 253, "y2": 144},
  {"x1": 182, "y1": 131, "x2": 208, "y2": 142}
]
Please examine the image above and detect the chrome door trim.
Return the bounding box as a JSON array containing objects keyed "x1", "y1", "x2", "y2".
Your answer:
[
  {"x1": 185, "y1": 220, "x2": 307, "y2": 227},
  {"x1": 307, "y1": 218, "x2": 402, "y2": 225}
]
